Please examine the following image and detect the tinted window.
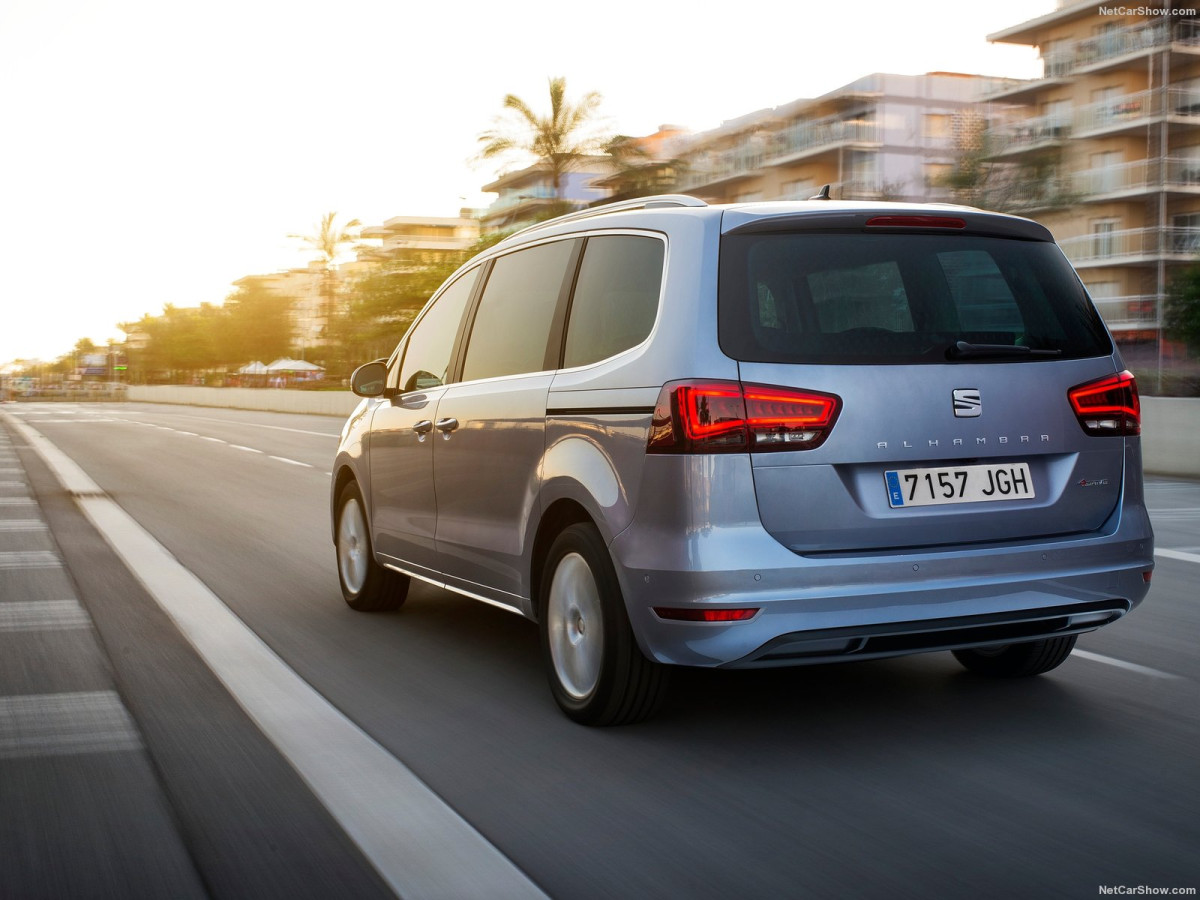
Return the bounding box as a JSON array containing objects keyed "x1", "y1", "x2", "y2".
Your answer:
[
  {"x1": 719, "y1": 232, "x2": 1112, "y2": 364},
  {"x1": 563, "y1": 235, "x2": 664, "y2": 368},
  {"x1": 397, "y1": 267, "x2": 478, "y2": 392},
  {"x1": 461, "y1": 239, "x2": 575, "y2": 382}
]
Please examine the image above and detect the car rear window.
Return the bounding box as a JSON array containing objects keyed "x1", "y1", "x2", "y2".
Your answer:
[{"x1": 718, "y1": 231, "x2": 1112, "y2": 364}]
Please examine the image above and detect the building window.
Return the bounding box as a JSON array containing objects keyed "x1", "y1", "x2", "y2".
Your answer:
[
  {"x1": 924, "y1": 114, "x2": 952, "y2": 140},
  {"x1": 1091, "y1": 219, "x2": 1120, "y2": 259}
]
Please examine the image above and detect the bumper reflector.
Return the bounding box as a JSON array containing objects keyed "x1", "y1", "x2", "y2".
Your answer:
[{"x1": 654, "y1": 607, "x2": 759, "y2": 622}]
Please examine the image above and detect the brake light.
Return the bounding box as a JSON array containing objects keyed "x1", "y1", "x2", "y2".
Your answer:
[
  {"x1": 647, "y1": 380, "x2": 841, "y2": 453},
  {"x1": 1068, "y1": 370, "x2": 1140, "y2": 436},
  {"x1": 865, "y1": 215, "x2": 966, "y2": 229}
]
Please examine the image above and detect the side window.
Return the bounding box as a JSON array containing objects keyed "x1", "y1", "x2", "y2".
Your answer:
[
  {"x1": 563, "y1": 235, "x2": 665, "y2": 368},
  {"x1": 397, "y1": 268, "x2": 479, "y2": 393},
  {"x1": 461, "y1": 239, "x2": 576, "y2": 382}
]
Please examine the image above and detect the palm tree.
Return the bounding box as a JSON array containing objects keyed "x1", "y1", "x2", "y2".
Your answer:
[
  {"x1": 478, "y1": 76, "x2": 607, "y2": 200},
  {"x1": 290, "y1": 212, "x2": 361, "y2": 354}
]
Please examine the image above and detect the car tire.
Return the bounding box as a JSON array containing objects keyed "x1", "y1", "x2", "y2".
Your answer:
[
  {"x1": 952, "y1": 635, "x2": 1077, "y2": 677},
  {"x1": 539, "y1": 523, "x2": 668, "y2": 726},
  {"x1": 335, "y1": 481, "x2": 409, "y2": 612}
]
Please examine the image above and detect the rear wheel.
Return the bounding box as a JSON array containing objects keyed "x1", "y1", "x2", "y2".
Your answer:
[
  {"x1": 952, "y1": 635, "x2": 1077, "y2": 677},
  {"x1": 335, "y1": 481, "x2": 409, "y2": 612},
  {"x1": 539, "y1": 523, "x2": 668, "y2": 725}
]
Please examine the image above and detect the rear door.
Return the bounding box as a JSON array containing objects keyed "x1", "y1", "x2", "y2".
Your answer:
[{"x1": 718, "y1": 213, "x2": 1128, "y2": 553}]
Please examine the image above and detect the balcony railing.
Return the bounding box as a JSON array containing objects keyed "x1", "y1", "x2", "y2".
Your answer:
[
  {"x1": 1068, "y1": 157, "x2": 1200, "y2": 198},
  {"x1": 771, "y1": 117, "x2": 879, "y2": 162},
  {"x1": 1075, "y1": 89, "x2": 1158, "y2": 134},
  {"x1": 985, "y1": 113, "x2": 1071, "y2": 156},
  {"x1": 677, "y1": 144, "x2": 768, "y2": 190},
  {"x1": 1090, "y1": 295, "x2": 1161, "y2": 328},
  {"x1": 1059, "y1": 226, "x2": 1200, "y2": 264},
  {"x1": 1074, "y1": 21, "x2": 1171, "y2": 69}
]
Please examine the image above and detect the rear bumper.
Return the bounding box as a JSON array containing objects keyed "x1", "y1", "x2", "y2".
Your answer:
[
  {"x1": 609, "y1": 456, "x2": 1154, "y2": 668},
  {"x1": 725, "y1": 599, "x2": 1129, "y2": 668}
]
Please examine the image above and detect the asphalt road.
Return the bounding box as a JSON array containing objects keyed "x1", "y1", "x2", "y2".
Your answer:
[{"x1": 4, "y1": 401, "x2": 1198, "y2": 899}]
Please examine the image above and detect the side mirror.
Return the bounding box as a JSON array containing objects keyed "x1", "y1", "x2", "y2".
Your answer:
[{"x1": 350, "y1": 361, "x2": 389, "y2": 398}]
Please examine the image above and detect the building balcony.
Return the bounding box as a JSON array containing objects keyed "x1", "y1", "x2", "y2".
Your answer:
[
  {"x1": 987, "y1": 21, "x2": 1200, "y2": 100},
  {"x1": 985, "y1": 113, "x2": 1071, "y2": 158},
  {"x1": 1072, "y1": 87, "x2": 1200, "y2": 138},
  {"x1": 766, "y1": 118, "x2": 880, "y2": 167},
  {"x1": 981, "y1": 75, "x2": 1071, "y2": 103},
  {"x1": 1073, "y1": 20, "x2": 1174, "y2": 74},
  {"x1": 676, "y1": 146, "x2": 767, "y2": 192},
  {"x1": 1059, "y1": 226, "x2": 1200, "y2": 267},
  {"x1": 1090, "y1": 295, "x2": 1161, "y2": 330},
  {"x1": 1068, "y1": 157, "x2": 1200, "y2": 201}
]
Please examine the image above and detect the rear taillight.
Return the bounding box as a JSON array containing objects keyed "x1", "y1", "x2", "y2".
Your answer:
[
  {"x1": 1068, "y1": 370, "x2": 1140, "y2": 436},
  {"x1": 647, "y1": 380, "x2": 841, "y2": 453}
]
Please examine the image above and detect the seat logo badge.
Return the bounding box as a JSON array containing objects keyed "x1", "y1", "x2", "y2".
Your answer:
[{"x1": 953, "y1": 389, "x2": 982, "y2": 418}]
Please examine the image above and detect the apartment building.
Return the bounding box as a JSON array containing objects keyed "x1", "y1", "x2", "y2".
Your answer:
[
  {"x1": 359, "y1": 214, "x2": 480, "y2": 266},
  {"x1": 480, "y1": 159, "x2": 612, "y2": 233},
  {"x1": 675, "y1": 72, "x2": 994, "y2": 204},
  {"x1": 985, "y1": 2, "x2": 1200, "y2": 360}
]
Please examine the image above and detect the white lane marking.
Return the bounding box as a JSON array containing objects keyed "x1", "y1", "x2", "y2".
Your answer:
[
  {"x1": 1072, "y1": 650, "x2": 1182, "y2": 680},
  {"x1": 1155, "y1": 548, "x2": 1200, "y2": 565},
  {"x1": 7, "y1": 415, "x2": 547, "y2": 900},
  {"x1": 123, "y1": 411, "x2": 339, "y2": 439},
  {"x1": 200, "y1": 437, "x2": 225, "y2": 443},
  {"x1": 0, "y1": 599, "x2": 92, "y2": 632},
  {"x1": 175, "y1": 431, "x2": 198, "y2": 437},
  {"x1": 269, "y1": 456, "x2": 313, "y2": 468},
  {"x1": 0, "y1": 498, "x2": 36, "y2": 507},
  {"x1": 0, "y1": 480, "x2": 27, "y2": 488},
  {"x1": 0, "y1": 550, "x2": 61, "y2": 569},
  {"x1": 0, "y1": 519, "x2": 47, "y2": 532},
  {"x1": 0, "y1": 691, "x2": 143, "y2": 760},
  {"x1": 228, "y1": 444, "x2": 263, "y2": 454}
]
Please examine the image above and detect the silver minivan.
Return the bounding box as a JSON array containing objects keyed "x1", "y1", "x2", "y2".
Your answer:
[{"x1": 332, "y1": 196, "x2": 1154, "y2": 725}]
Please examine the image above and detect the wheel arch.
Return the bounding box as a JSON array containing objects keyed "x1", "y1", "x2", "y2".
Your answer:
[
  {"x1": 529, "y1": 498, "x2": 595, "y2": 623},
  {"x1": 331, "y1": 464, "x2": 362, "y2": 544}
]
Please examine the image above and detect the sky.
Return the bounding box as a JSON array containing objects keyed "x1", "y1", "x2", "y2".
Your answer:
[{"x1": 0, "y1": 0, "x2": 1053, "y2": 364}]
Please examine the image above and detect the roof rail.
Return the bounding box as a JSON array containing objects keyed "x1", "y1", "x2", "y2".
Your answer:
[{"x1": 506, "y1": 194, "x2": 708, "y2": 240}]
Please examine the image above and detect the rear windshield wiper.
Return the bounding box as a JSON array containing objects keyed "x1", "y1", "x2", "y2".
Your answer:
[{"x1": 947, "y1": 341, "x2": 1064, "y2": 361}]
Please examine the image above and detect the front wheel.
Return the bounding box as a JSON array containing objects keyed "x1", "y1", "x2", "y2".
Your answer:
[
  {"x1": 335, "y1": 481, "x2": 409, "y2": 612},
  {"x1": 953, "y1": 635, "x2": 1077, "y2": 677},
  {"x1": 539, "y1": 523, "x2": 668, "y2": 726}
]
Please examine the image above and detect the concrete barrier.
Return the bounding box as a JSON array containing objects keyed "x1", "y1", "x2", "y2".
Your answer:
[
  {"x1": 127, "y1": 385, "x2": 360, "y2": 417},
  {"x1": 1141, "y1": 396, "x2": 1200, "y2": 479},
  {"x1": 127, "y1": 386, "x2": 1199, "y2": 478}
]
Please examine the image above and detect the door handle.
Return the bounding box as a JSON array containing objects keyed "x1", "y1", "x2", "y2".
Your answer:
[
  {"x1": 435, "y1": 417, "x2": 459, "y2": 433},
  {"x1": 412, "y1": 420, "x2": 433, "y2": 435}
]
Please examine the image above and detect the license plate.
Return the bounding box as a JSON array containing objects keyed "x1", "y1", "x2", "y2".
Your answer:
[{"x1": 885, "y1": 462, "x2": 1035, "y2": 508}]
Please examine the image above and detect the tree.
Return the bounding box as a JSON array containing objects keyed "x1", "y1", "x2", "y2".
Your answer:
[
  {"x1": 290, "y1": 212, "x2": 361, "y2": 354},
  {"x1": 330, "y1": 233, "x2": 509, "y2": 376},
  {"x1": 1166, "y1": 262, "x2": 1200, "y2": 355},
  {"x1": 222, "y1": 278, "x2": 294, "y2": 365},
  {"x1": 478, "y1": 76, "x2": 608, "y2": 199},
  {"x1": 597, "y1": 134, "x2": 684, "y2": 202}
]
